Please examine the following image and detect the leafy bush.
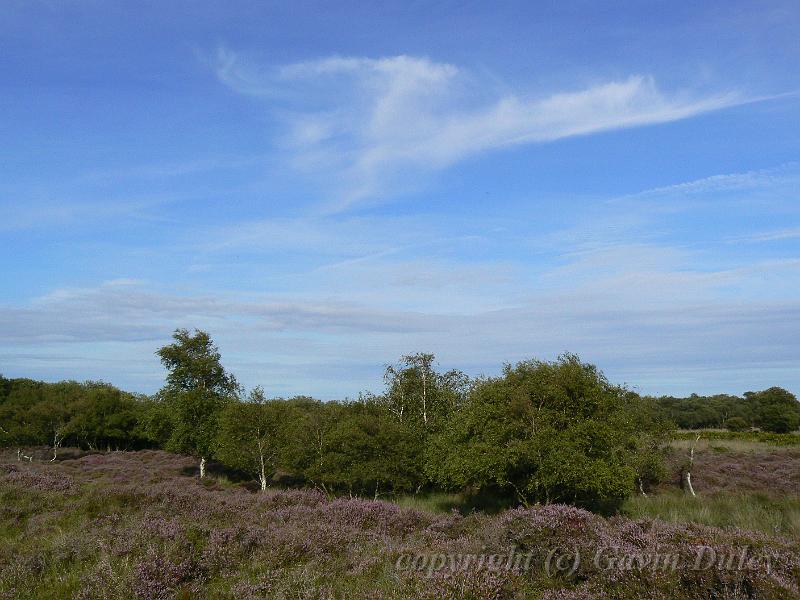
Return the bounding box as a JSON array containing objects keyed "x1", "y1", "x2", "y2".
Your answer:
[
  {"x1": 426, "y1": 354, "x2": 669, "y2": 511},
  {"x1": 724, "y1": 416, "x2": 749, "y2": 432},
  {"x1": 655, "y1": 387, "x2": 800, "y2": 432}
]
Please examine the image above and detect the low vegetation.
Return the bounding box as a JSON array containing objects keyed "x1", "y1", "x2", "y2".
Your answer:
[
  {"x1": 672, "y1": 430, "x2": 800, "y2": 447},
  {"x1": 2, "y1": 328, "x2": 800, "y2": 598},
  {"x1": 2, "y1": 450, "x2": 800, "y2": 599},
  {"x1": 622, "y1": 492, "x2": 800, "y2": 539}
]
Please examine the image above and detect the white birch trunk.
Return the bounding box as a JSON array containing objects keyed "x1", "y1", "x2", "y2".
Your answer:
[
  {"x1": 51, "y1": 431, "x2": 63, "y2": 462},
  {"x1": 421, "y1": 369, "x2": 428, "y2": 426},
  {"x1": 259, "y1": 450, "x2": 267, "y2": 491},
  {"x1": 685, "y1": 434, "x2": 700, "y2": 497},
  {"x1": 199, "y1": 456, "x2": 206, "y2": 478}
]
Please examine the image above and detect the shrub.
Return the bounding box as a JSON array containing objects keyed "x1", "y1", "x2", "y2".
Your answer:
[
  {"x1": 724, "y1": 416, "x2": 749, "y2": 432},
  {"x1": 426, "y1": 355, "x2": 669, "y2": 511}
]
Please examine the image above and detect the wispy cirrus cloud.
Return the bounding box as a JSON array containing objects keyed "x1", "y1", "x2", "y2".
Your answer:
[
  {"x1": 214, "y1": 49, "x2": 749, "y2": 210},
  {"x1": 735, "y1": 228, "x2": 800, "y2": 243}
]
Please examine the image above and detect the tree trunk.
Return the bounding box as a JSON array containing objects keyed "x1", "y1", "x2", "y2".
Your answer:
[
  {"x1": 199, "y1": 456, "x2": 206, "y2": 478},
  {"x1": 684, "y1": 434, "x2": 700, "y2": 497},
  {"x1": 259, "y1": 456, "x2": 267, "y2": 491},
  {"x1": 422, "y1": 370, "x2": 428, "y2": 426},
  {"x1": 257, "y1": 436, "x2": 268, "y2": 491},
  {"x1": 51, "y1": 430, "x2": 63, "y2": 462}
]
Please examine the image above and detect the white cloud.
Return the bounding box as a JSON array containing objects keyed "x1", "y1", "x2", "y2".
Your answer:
[
  {"x1": 214, "y1": 49, "x2": 748, "y2": 209},
  {"x1": 736, "y1": 227, "x2": 800, "y2": 243},
  {"x1": 4, "y1": 244, "x2": 800, "y2": 397},
  {"x1": 5, "y1": 165, "x2": 800, "y2": 397},
  {"x1": 619, "y1": 162, "x2": 800, "y2": 203}
]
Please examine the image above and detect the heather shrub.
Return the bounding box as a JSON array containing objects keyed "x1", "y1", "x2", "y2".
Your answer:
[
  {"x1": 2, "y1": 450, "x2": 799, "y2": 599},
  {"x1": 415, "y1": 567, "x2": 522, "y2": 599},
  {"x1": 541, "y1": 585, "x2": 607, "y2": 600},
  {"x1": 74, "y1": 558, "x2": 126, "y2": 600},
  {"x1": 3, "y1": 468, "x2": 74, "y2": 493},
  {"x1": 131, "y1": 549, "x2": 200, "y2": 600}
]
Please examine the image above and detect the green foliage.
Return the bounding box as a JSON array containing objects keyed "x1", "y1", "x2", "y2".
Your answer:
[
  {"x1": 0, "y1": 380, "x2": 70, "y2": 448},
  {"x1": 156, "y1": 328, "x2": 240, "y2": 397},
  {"x1": 278, "y1": 399, "x2": 426, "y2": 496},
  {"x1": 348, "y1": 353, "x2": 471, "y2": 495},
  {"x1": 215, "y1": 389, "x2": 295, "y2": 489},
  {"x1": 161, "y1": 388, "x2": 232, "y2": 459},
  {"x1": 65, "y1": 386, "x2": 149, "y2": 450},
  {"x1": 426, "y1": 354, "x2": 666, "y2": 511},
  {"x1": 319, "y1": 402, "x2": 424, "y2": 496},
  {"x1": 622, "y1": 394, "x2": 672, "y2": 492},
  {"x1": 749, "y1": 387, "x2": 800, "y2": 433},
  {"x1": 378, "y1": 353, "x2": 470, "y2": 431},
  {"x1": 4, "y1": 337, "x2": 798, "y2": 516},
  {"x1": 155, "y1": 329, "x2": 239, "y2": 464},
  {"x1": 654, "y1": 386, "x2": 800, "y2": 433},
  {"x1": 724, "y1": 416, "x2": 749, "y2": 432},
  {"x1": 0, "y1": 378, "x2": 147, "y2": 452}
]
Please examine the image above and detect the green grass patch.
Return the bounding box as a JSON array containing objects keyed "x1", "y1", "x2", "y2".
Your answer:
[
  {"x1": 673, "y1": 429, "x2": 800, "y2": 447},
  {"x1": 393, "y1": 492, "x2": 463, "y2": 513},
  {"x1": 393, "y1": 489, "x2": 517, "y2": 514},
  {"x1": 622, "y1": 491, "x2": 800, "y2": 538}
]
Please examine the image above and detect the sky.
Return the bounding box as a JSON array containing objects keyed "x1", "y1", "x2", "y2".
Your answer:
[{"x1": 1, "y1": 1, "x2": 800, "y2": 399}]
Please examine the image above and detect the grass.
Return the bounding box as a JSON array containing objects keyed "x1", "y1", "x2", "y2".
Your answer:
[
  {"x1": 402, "y1": 488, "x2": 800, "y2": 540},
  {"x1": 394, "y1": 489, "x2": 517, "y2": 515},
  {"x1": 622, "y1": 491, "x2": 800, "y2": 539},
  {"x1": 631, "y1": 438, "x2": 800, "y2": 538},
  {"x1": 673, "y1": 429, "x2": 800, "y2": 447},
  {"x1": 669, "y1": 437, "x2": 786, "y2": 453},
  {"x1": 394, "y1": 492, "x2": 463, "y2": 513},
  {"x1": 3, "y1": 450, "x2": 800, "y2": 598}
]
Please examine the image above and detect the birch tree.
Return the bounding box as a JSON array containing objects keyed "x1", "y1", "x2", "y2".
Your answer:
[
  {"x1": 155, "y1": 329, "x2": 239, "y2": 477},
  {"x1": 215, "y1": 388, "x2": 287, "y2": 491},
  {"x1": 382, "y1": 353, "x2": 469, "y2": 431}
]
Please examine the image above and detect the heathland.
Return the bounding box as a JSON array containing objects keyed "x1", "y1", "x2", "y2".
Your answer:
[{"x1": 1, "y1": 329, "x2": 799, "y2": 598}]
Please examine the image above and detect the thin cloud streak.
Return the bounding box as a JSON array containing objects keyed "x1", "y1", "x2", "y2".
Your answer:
[
  {"x1": 735, "y1": 228, "x2": 800, "y2": 243},
  {"x1": 4, "y1": 223, "x2": 800, "y2": 398},
  {"x1": 214, "y1": 50, "x2": 752, "y2": 209}
]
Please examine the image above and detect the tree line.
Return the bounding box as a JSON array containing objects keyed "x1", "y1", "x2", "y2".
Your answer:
[
  {"x1": 1, "y1": 329, "x2": 798, "y2": 509},
  {"x1": 651, "y1": 389, "x2": 800, "y2": 433}
]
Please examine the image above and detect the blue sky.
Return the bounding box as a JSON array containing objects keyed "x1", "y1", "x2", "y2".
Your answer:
[{"x1": 2, "y1": 1, "x2": 799, "y2": 399}]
